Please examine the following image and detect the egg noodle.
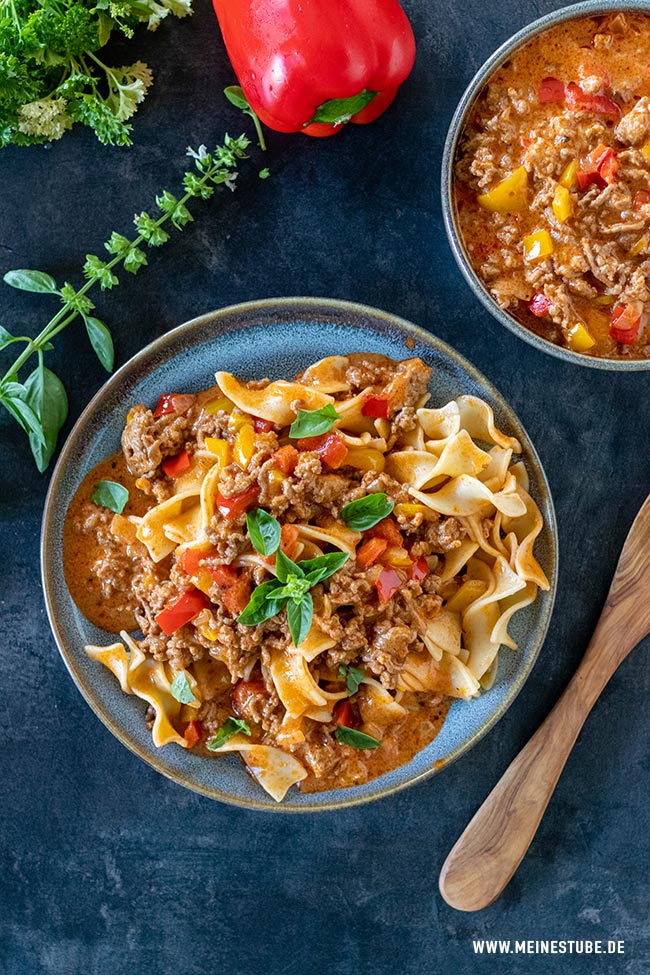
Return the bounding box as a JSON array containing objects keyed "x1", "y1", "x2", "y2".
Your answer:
[{"x1": 84, "y1": 354, "x2": 549, "y2": 801}]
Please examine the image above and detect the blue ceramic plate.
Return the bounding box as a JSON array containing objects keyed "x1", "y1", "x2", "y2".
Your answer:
[{"x1": 42, "y1": 298, "x2": 558, "y2": 811}]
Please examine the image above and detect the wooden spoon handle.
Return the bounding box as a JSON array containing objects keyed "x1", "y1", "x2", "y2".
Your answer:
[{"x1": 438, "y1": 626, "x2": 620, "y2": 912}]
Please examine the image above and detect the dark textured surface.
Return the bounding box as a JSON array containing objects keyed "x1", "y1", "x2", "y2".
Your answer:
[{"x1": 1, "y1": 0, "x2": 648, "y2": 972}]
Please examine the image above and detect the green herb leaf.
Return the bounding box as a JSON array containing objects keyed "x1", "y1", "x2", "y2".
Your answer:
[
  {"x1": 170, "y1": 670, "x2": 196, "y2": 704},
  {"x1": 91, "y1": 480, "x2": 129, "y2": 513},
  {"x1": 123, "y1": 246, "x2": 148, "y2": 274},
  {"x1": 287, "y1": 592, "x2": 313, "y2": 648},
  {"x1": 340, "y1": 493, "x2": 395, "y2": 532},
  {"x1": 299, "y1": 551, "x2": 349, "y2": 586},
  {"x1": 258, "y1": 168, "x2": 270, "y2": 180},
  {"x1": 3, "y1": 269, "x2": 58, "y2": 294},
  {"x1": 338, "y1": 664, "x2": 365, "y2": 696},
  {"x1": 83, "y1": 316, "x2": 114, "y2": 372},
  {"x1": 246, "y1": 508, "x2": 281, "y2": 557},
  {"x1": 224, "y1": 86, "x2": 250, "y2": 111},
  {"x1": 289, "y1": 403, "x2": 340, "y2": 438},
  {"x1": 23, "y1": 364, "x2": 68, "y2": 472},
  {"x1": 237, "y1": 579, "x2": 288, "y2": 626},
  {"x1": 275, "y1": 548, "x2": 305, "y2": 584},
  {"x1": 309, "y1": 90, "x2": 378, "y2": 127},
  {"x1": 207, "y1": 717, "x2": 251, "y2": 750},
  {"x1": 0, "y1": 327, "x2": 17, "y2": 351},
  {"x1": 334, "y1": 725, "x2": 381, "y2": 749},
  {"x1": 1, "y1": 384, "x2": 46, "y2": 446}
]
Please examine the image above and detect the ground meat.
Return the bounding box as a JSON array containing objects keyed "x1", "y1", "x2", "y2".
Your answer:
[
  {"x1": 409, "y1": 517, "x2": 465, "y2": 556},
  {"x1": 616, "y1": 96, "x2": 650, "y2": 145},
  {"x1": 362, "y1": 620, "x2": 419, "y2": 688},
  {"x1": 121, "y1": 403, "x2": 192, "y2": 478}
]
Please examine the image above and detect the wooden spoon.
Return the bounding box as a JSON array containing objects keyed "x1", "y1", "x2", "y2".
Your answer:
[{"x1": 439, "y1": 495, "x2": 650, "y2": 912}]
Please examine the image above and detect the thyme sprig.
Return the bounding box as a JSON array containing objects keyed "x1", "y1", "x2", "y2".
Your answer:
[{"x1": 0, "y1": 132, "x2": 251, "y2": 471}]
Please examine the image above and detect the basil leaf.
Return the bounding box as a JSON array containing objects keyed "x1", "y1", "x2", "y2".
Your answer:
[
  {"x1": 3, "y1": 269, "x2": 58, "y2": 293},
  {"x1": 340, "y1": 493, "x2": 394, "y2": 532},
  {"x1": 24, "y1": 363, "x2": 68, "y2": 472},
  {"x1": 91, "y1": 480, "x2": 129, "y2": 513},
  {"x1": 246, "y1": 508, "x2": 281, "y2": 557},
  {"x1": 287, "y1": 592, "x2": 313, "y2": 648},
  {"x1": 338, "y1": 664, "x2": 365, "y2": 696},
  {"x1": 299, "y1": 551, "x2": 349, "y2": 586},
  {"x1": 1, "y1": 383, "x2": 46, "y2": 446},
  {"x1": 334, "y1": 725, "x2": 381, "y2": 750},
  {"x1": 170, "y1": 670, "x2": 196, "y2": 704},
  {"x1": 224, "y1": 86, "x2": 251, "y2": 111},
  {"x1": 0, "y1": 326, "x2": 17, "y2": 351},
  {"x1": 309, "y1": 90, "x2": 378, "y2": 127},
  {"x1": 237, "y1": 579, "x2": 287, "y2": 626},
  {"x1": 289, "y1": 403, "x2": 339, "y2": 438},
  {"x1": 207, "y1": 716, "x2": 251, "y2": 750},
  {"x1": 83, "y1": 315, "x2": 114, "y2": 372},
  {"x1": 275, "y1": 548, "x2": 304, "y2": 584}
]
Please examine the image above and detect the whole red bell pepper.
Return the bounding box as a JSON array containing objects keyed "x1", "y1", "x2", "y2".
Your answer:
[{"x1": 212, "y1": 0, "x2": 416, "y2": 137}]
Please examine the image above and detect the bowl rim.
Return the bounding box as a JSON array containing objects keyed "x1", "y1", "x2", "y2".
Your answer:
[
  {"x1": 441, "y1": 0, "x2": 650, "y2": 371},
  {"x1": 41, "y1": 296, "x2": 558, "y2": 812}
]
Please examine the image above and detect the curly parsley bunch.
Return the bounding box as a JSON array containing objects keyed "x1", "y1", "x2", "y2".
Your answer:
[{"x1": 0, "y1": 0, "x2": 192, "y2": 147}]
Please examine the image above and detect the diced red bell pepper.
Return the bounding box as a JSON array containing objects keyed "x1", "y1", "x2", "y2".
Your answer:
[
  {"x1": 231, "y1": 679, "x2": 268, "y2": 716},
  {"x1": 179, "y1": 546, "x2": 218, "y2": 576},
  {"x1": 361, "y1": 394, "x2": 390, "y2": 419},
  {"x1": 365, "y1": 516, "x2": 403, "y2": 549},
  {"x1": 215, "y1": 484, "x2": 260, "y2": 519},
  {"x1": 162, "y1": 448, "x2": 191, "y2": 478},
  {"x1": 153, "y1": 393, "x2": 194, "y2": 418},
  {"x1": 253, "y1": 416, "x2": 276, "y2": 433},
  {"x1": 634, "y1": 190, "x2": 650, "y2": 209},
  {"x1": 409, "y1": 556, "x2": 429, "y2": 582},
  {"x1": 296, "y1": 432, "x2": 349, "y2": 469},
  {"x1": 376, "y1": 566, "x2": 403, "y2": 603},
  {"x1": 271, "y1": 444, "x2": 299, "y2": 475},
  {"x1": 333, "y1": 700, "x2": 354, "y2": 727},
  {"x1": 609, "y1": 303, "x2": 642, "y2": 345},
  {"x1": 537, "y1": 76, "x2": 566, "y2": 103},
  {"x1": 588, "y1": 144, "x2": 619, "y2": 184},
  {"x1": 209, "y1": 564, "x2": 240, "y2": 588},
  {"x1": 565, "y1": 82, "x2": 621, "y2": 117},
  {"x1": 222, "y1": 575, "x2": 251, "y2": 615},
  {"x1": 576, "y1": 167, "x2": 606, "y2": 192},
  {"x1": 356, "y1": 536, "x2": 388, "y2": 568},
  {"x1": 529, "y1": 293, "x2": 552, "y2": 317},
  {"x1": 155, "y1": 589, "x2": 208, "y2": 636},
  {"x1": 183, "y1": 720, "x2": 202, "y2": 748}
]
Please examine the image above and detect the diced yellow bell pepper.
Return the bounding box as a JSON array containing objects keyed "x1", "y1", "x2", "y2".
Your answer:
[
  {"x1": 204, "y1": 396, "x2": 234, "y2": 415},
  {"x1": 194, "y1": 569, "x2": 215, "y2": 596},
  {"x1": 477, "y1": 166, "x2": 528, "y2": 213},
  {"x1": 523, "y1": 229, "x2": 554, "y2": 261},
  {"x1": 641, "y1": 141, "x2": 650, "y2": 163},
  {"x1": 204, "y1": 437, "x2": 231, "y2": 468},
  {"x1": 268, "y1": 468, "x2": 287, "y2": 490},
  {"x1": 559, "y1": 160, "x2": 578, "y2": 189},
  {"x1": 629, "y1": 235, "x2": 648, "y2": 257},
  {"x1": 552, "y1": 184, "x2": 572, "y2": 223},
  {"x1": 197, "y1": 621, "x2": 219, "y2": 642},
  {"x1": 344, "y1": 447, "x2": 385, "y2": 473},
  {"x1": 394, "y1": 502, "x2": 430, "y2": 518},
  {"x1": 593, "y1": 295, "x2": 615, "y2": 306},
  {"x1": 234, "y1": 422, "x2": 255, "y2": 469},
  {"x1": 446, "y1": 579, "x2": 487, "y2": 614},
  {"x1": 567, "y1": 323, "x2": 596, "y2": 352},
  {"x1": 384, "y1": 546, "x2": 413, "y2": 567}
]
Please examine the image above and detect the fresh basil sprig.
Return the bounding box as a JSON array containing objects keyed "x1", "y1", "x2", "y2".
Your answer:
[
  {"x1": 334, "y1": 726, "x2": 381, "y2": 749},
  {"x1": 338, "y1": 664, "x2": 365, "y2": 696},
  {"x1": 289, "y1": 403, "x2": 340, "y2": 438},
  {"x1": 0, "y1": 133, "x2": 251, "y2": 472},
  {"x1": 170, "y1": 670, "x2": 196, "y2": 705},
  {"x1": 340, "y1": 493, "x2": 394, "y2": 531},
  {"x1": 91, "y1": 480, "x2": 129, "y2": 514},
  {"x1": 238, "y1": 548, "x2": 349, "y2": 647},
  {"x1": 246, "y1": 508, "x2": 281, "y2": 557},
  {"x1": 207, "y1": 717, "x2": 251, "y2": 750}
]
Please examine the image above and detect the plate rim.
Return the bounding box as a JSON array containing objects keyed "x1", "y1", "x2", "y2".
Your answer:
[{"x1": 41, "y1": 296, "x2": 558, "y2": 812}]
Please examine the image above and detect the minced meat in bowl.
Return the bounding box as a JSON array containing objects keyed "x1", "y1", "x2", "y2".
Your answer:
[{"x1": 444, "y1": 2, "x2": 650, "y2": 366}]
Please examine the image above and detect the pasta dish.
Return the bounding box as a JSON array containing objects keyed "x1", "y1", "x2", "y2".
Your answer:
[{"x1": 63, "y1": 353, "x2": 549, "y2": 801}]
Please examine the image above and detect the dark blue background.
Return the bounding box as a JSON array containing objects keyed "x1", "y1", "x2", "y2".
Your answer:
[{"x1": 2, "y1": 1, "x2": 648, "y2": 972}]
